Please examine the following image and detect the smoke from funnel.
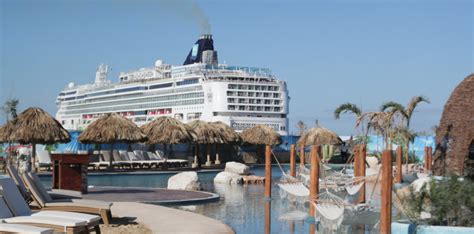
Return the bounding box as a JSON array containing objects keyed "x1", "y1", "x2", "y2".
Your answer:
[{"x1": 159, "y1": 0, "x2": 211, "y2": 34}]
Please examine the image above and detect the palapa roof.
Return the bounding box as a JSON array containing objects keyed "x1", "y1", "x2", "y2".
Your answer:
[
  {"x1": 0, "y1": 121, "x2": 15, "y2": 143},
  {"x1": 209, "y1": 121, "x2": 241, "y2": 144},
  {"x1": 7, "y1": 107, "x2": 70, "y2": 144},
  {"x1": 78, "y1": 113, "x2": 147, "y2": 144},
  {"x1": 298, "y1": 126, "x2": 342, "y2": 146},
  {"x1": 187, "y1": 120, "x2": 226, "y2": 144},
  {"x1": 433, "y1": 73, "x2": 474, "y2": 176},
  {"x1": 240, "y1": 124, "x2": 281, "y2": 146},
  {"x1": 141, "y1": 116, "x2": 196, "y2": 144}
]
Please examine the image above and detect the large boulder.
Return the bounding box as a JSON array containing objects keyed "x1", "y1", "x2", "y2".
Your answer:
[
  {"x1": 214, "y1": 171, "x2": 244, "y2": 184},
  {"x1": 225, "y1": 161, "x2": 250, "y2": 175},
  {"x1": 167, "y1": 172, "x2": 201, "y2": 191}
]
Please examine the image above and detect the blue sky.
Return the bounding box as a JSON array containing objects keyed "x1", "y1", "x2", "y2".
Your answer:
[{"x1": 1, "y1": 0, "x2": 472, "y2": 135}]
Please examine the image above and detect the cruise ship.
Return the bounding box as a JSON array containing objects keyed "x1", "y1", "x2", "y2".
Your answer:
[{"x1": 55, "y1": 35, "x2": 289, "y2": 135}]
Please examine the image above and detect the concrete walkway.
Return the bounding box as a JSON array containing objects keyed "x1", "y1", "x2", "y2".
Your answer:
[{"x1": 111, "y1": 202, "x2": 234, "y2": 234}]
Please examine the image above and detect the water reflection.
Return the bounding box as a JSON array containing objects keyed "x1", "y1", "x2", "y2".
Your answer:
[{"x1": 265, "y1": 201, "x2": 271, "y2": 234}]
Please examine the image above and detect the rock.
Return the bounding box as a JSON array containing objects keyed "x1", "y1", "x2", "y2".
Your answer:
[
  {"x1": 411, "y1": 177, "x2": 432, "y2": 193},
  {"x1": 167, "y1": 172, "x2": 201, "y2": 191},
  {"x1": 225, "y1": 161, "x2": 250, "y2": 175},
  {"x1": 214, "y1": 171, "x2": 244, "y2": 184},
  {"x1": 366, "y1": 156, "x2": 379, "y2": 168}
]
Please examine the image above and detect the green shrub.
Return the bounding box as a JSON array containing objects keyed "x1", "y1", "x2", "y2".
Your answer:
[{"x1": 403, "y1": 177, "x2": 474, "y2": 227}]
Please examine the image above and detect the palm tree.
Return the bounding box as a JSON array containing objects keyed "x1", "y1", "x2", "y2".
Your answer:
[
  {"x1": 380, "y1": 96, "x2": 430, "y2": 165},
  {"x1": 334, "y1": 103, "x2": 367, "y2": 142},
  {"x1": 296, "y1": 120, "x2": 307, "y2": 136},
  {"x1": 2, "y1": 98, "x2": 19, "y2": 121},
  {"x1": 2, "y1": 98, "x2": 19, "y2": 166}
]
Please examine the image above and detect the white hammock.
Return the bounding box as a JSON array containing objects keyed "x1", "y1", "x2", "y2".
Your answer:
[
  {"x1": 277, "y1": 182, "x2": 310, "y2": 197},
  {"x1": 315, "y1": 202, "x2": 345, "y2": 220},
  {"x1": 345, "y1": 182, "x2": 364, "y2": 195}
]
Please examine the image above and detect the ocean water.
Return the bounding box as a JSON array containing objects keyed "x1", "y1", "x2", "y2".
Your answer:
[{"x1": 39, "y1": 165, "x2": 382, "y2": 233}]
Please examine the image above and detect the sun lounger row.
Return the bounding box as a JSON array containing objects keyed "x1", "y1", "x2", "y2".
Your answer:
[
  {"x1": 6, "y1": 165, "x2": 113, "y2": 225},
  {"x1": 89, "y1": 150, "x2": 188, "y2": 170},
  {"x1": 0, "y1": 177, "x2": 103, "y2": 233}
]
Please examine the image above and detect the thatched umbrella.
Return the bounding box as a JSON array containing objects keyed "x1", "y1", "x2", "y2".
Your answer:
[
  {"x1": 240, "y1": 125, "x2": 281, "y2": 198},
  {"x1": 298, "y1": 126, "x2": 342, "y2": 146},
  {"x1": 141, "y1": 116, "x2": 196, "y2": 159},
  {"x1": 78, "y1": 113, "x2": 147, "y2": 169},
  {"x1": 209, "y1": 121, "x2": 241, "y2": 164},
  {"x1": 7, "y1": 107, "x2": 70, "y2": 171},
  {"x1": 187, "y1": 120, "x2": 226, "y2": 167}
]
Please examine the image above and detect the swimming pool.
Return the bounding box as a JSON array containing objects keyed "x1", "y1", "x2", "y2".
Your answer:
[{"x1": 40, "y1": 165, "x2": 381, "y2": 233}]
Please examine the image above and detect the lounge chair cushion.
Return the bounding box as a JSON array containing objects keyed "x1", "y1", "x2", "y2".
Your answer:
[
  {"x1": 2, "y1": 215, "x2": 87, "y2": 227},
  {"x1": 31, "y1": 211, "x2": 101, "y2": 223},
  {"x1": 0, "y1": 223, "x2": 54, "y2": 234}
]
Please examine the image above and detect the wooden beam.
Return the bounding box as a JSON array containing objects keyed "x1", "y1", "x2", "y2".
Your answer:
[
  {"x1": 381, "y1": 149, "x2": 393, "y2": 234},
  {"x1": 309, "y1": 145, "x2": 320, "y2": 217},
  {"x1": 264, "y1": 145, "x2": 272, "y2": 198},
  {"x1": 290, "y1": 144, "x2": 296, "y2": 177},
  {"x1": 396, "y1": 146, "x2": 403, "y2": 183}
]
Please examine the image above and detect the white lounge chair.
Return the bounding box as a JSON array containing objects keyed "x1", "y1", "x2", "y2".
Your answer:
[
  {"x1": 0, "y1": 177, "x2": 101, "y2": 232},
  {"x1": 21, "y1": 172, "x2": 113, "y2": 225},
  {"x1": 36, "y1": 150, "x2": 52, "y2": 171},
  {"x1": 0, "y1": 223, "x2": 54, "y2": 234},
  {"x1": 0, "y1": 197, "x2": 88, "y2": 233}
]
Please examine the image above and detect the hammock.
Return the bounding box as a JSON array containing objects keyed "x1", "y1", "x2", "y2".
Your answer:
[
  {"x1": 277, "y1": 183, "x2": 310, "y2": 197},
  {"x1": 311, "y1": 191, "x2": 346, "y2": 230},
  {"x1": 345, "y1": 182, "x2": 364, "y2": 195}
]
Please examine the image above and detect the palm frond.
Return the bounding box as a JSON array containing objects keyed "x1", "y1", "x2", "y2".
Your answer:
[
  {"x1": 334, "y1": 103, "x2": 362, "y2": 119},
  {"x1": 406, "y1": 96, "x2": 430, "y2": 119},
  {"x1": 380, "y1": 101, "x2": 408, "y2": 119}
]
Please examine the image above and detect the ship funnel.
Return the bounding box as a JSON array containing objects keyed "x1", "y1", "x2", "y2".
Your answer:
[{"x1": 183, "y1": 34, "x2": 218, "y2": 66}]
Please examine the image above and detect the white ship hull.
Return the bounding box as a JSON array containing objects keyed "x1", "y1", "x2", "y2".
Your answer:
[{"x1": 55, "y1": 35, "x2": 289, "y2": 135}]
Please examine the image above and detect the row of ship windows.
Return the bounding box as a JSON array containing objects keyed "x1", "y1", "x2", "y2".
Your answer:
[
  {"x1": 65, "y1": 92, "x2": 204, "y2": 111},
  {"x1": 228, "y1": 98, "x2": 281, "y2": 105},
  {"x1": 60, "y1": 82, "x2": 201, "y2": 103},
  {"x1": 228, "y1": 84, "x2": 279, "y2": 91},
  {"x1": 231, "y1": 122, "x2": 285, "y2": 131},
  {"x1": 227, "y1": 105, "x2": 282, "y2": 112},
  {"x1": 62, "y1": 99, "x2": 205, "y2": 115},
  {"x1": 227, "y1": 91, "x2": 280, "y2": 98}
]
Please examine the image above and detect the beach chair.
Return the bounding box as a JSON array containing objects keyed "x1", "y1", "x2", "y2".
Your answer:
[
  {"x1": 0, "y1": 177, "x2": 101, "y2": 232},
  {"x1": 119, "y1": 150, "x2": 141, "y2": 169},
  {"x1": 112, "y1": 150, "x2": 131, "y2": 169},
  {"x1": 6, "y1": 165, "x2": 82, "y2": 200},
  {"x1": 21, "y1": 172, "x2": 113, "y2": 225},
  {"x1": 36, "y1": 150, "x2": 52, "y2": 171},
  {"x1": 0, "y1": 197, "x2": 88, "y2": 234},
  {"x1": 0, "y1": 223, "x2": 54, "y2": 234}
]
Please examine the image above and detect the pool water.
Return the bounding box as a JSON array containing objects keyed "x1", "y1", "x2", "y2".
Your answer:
[{"x1": 40, "y1": 165, "x2": 381, "y2": 233}]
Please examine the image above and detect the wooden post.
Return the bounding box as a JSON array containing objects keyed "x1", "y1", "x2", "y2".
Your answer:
[
  {"x1": 264, "y1": 201, "x2": 271, "y2": 234},
  {"x1": 290, "y1": 144, "x2": 296, "y2": 177},
  {"x1": 395, "y1": 146, "x2": 403, "y2": 183},
  {"x1": 31, "y1": 144, "x2": 37, "y2": 172},
  {"x1": 424, "y1": 146, "x2": 429, "y2": 170},
  {"x1": 300, "y1": 144, "x2": 305, "y2": 168},
  {"x1": 358, "y1": 144, "x2": 366, "y2": 203},
  {"x1": 427, "y1": 146, "x2": 433, "y2": 171},
  {"x1": 264, "y1": 145, "x2": 272, "y2": 198},
  {"x1": 309, "y1": 145, "x2": 320, "y2": 217},
  {"x1": 381, "y1": 150, "x2": 393, "y2": 234}
]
